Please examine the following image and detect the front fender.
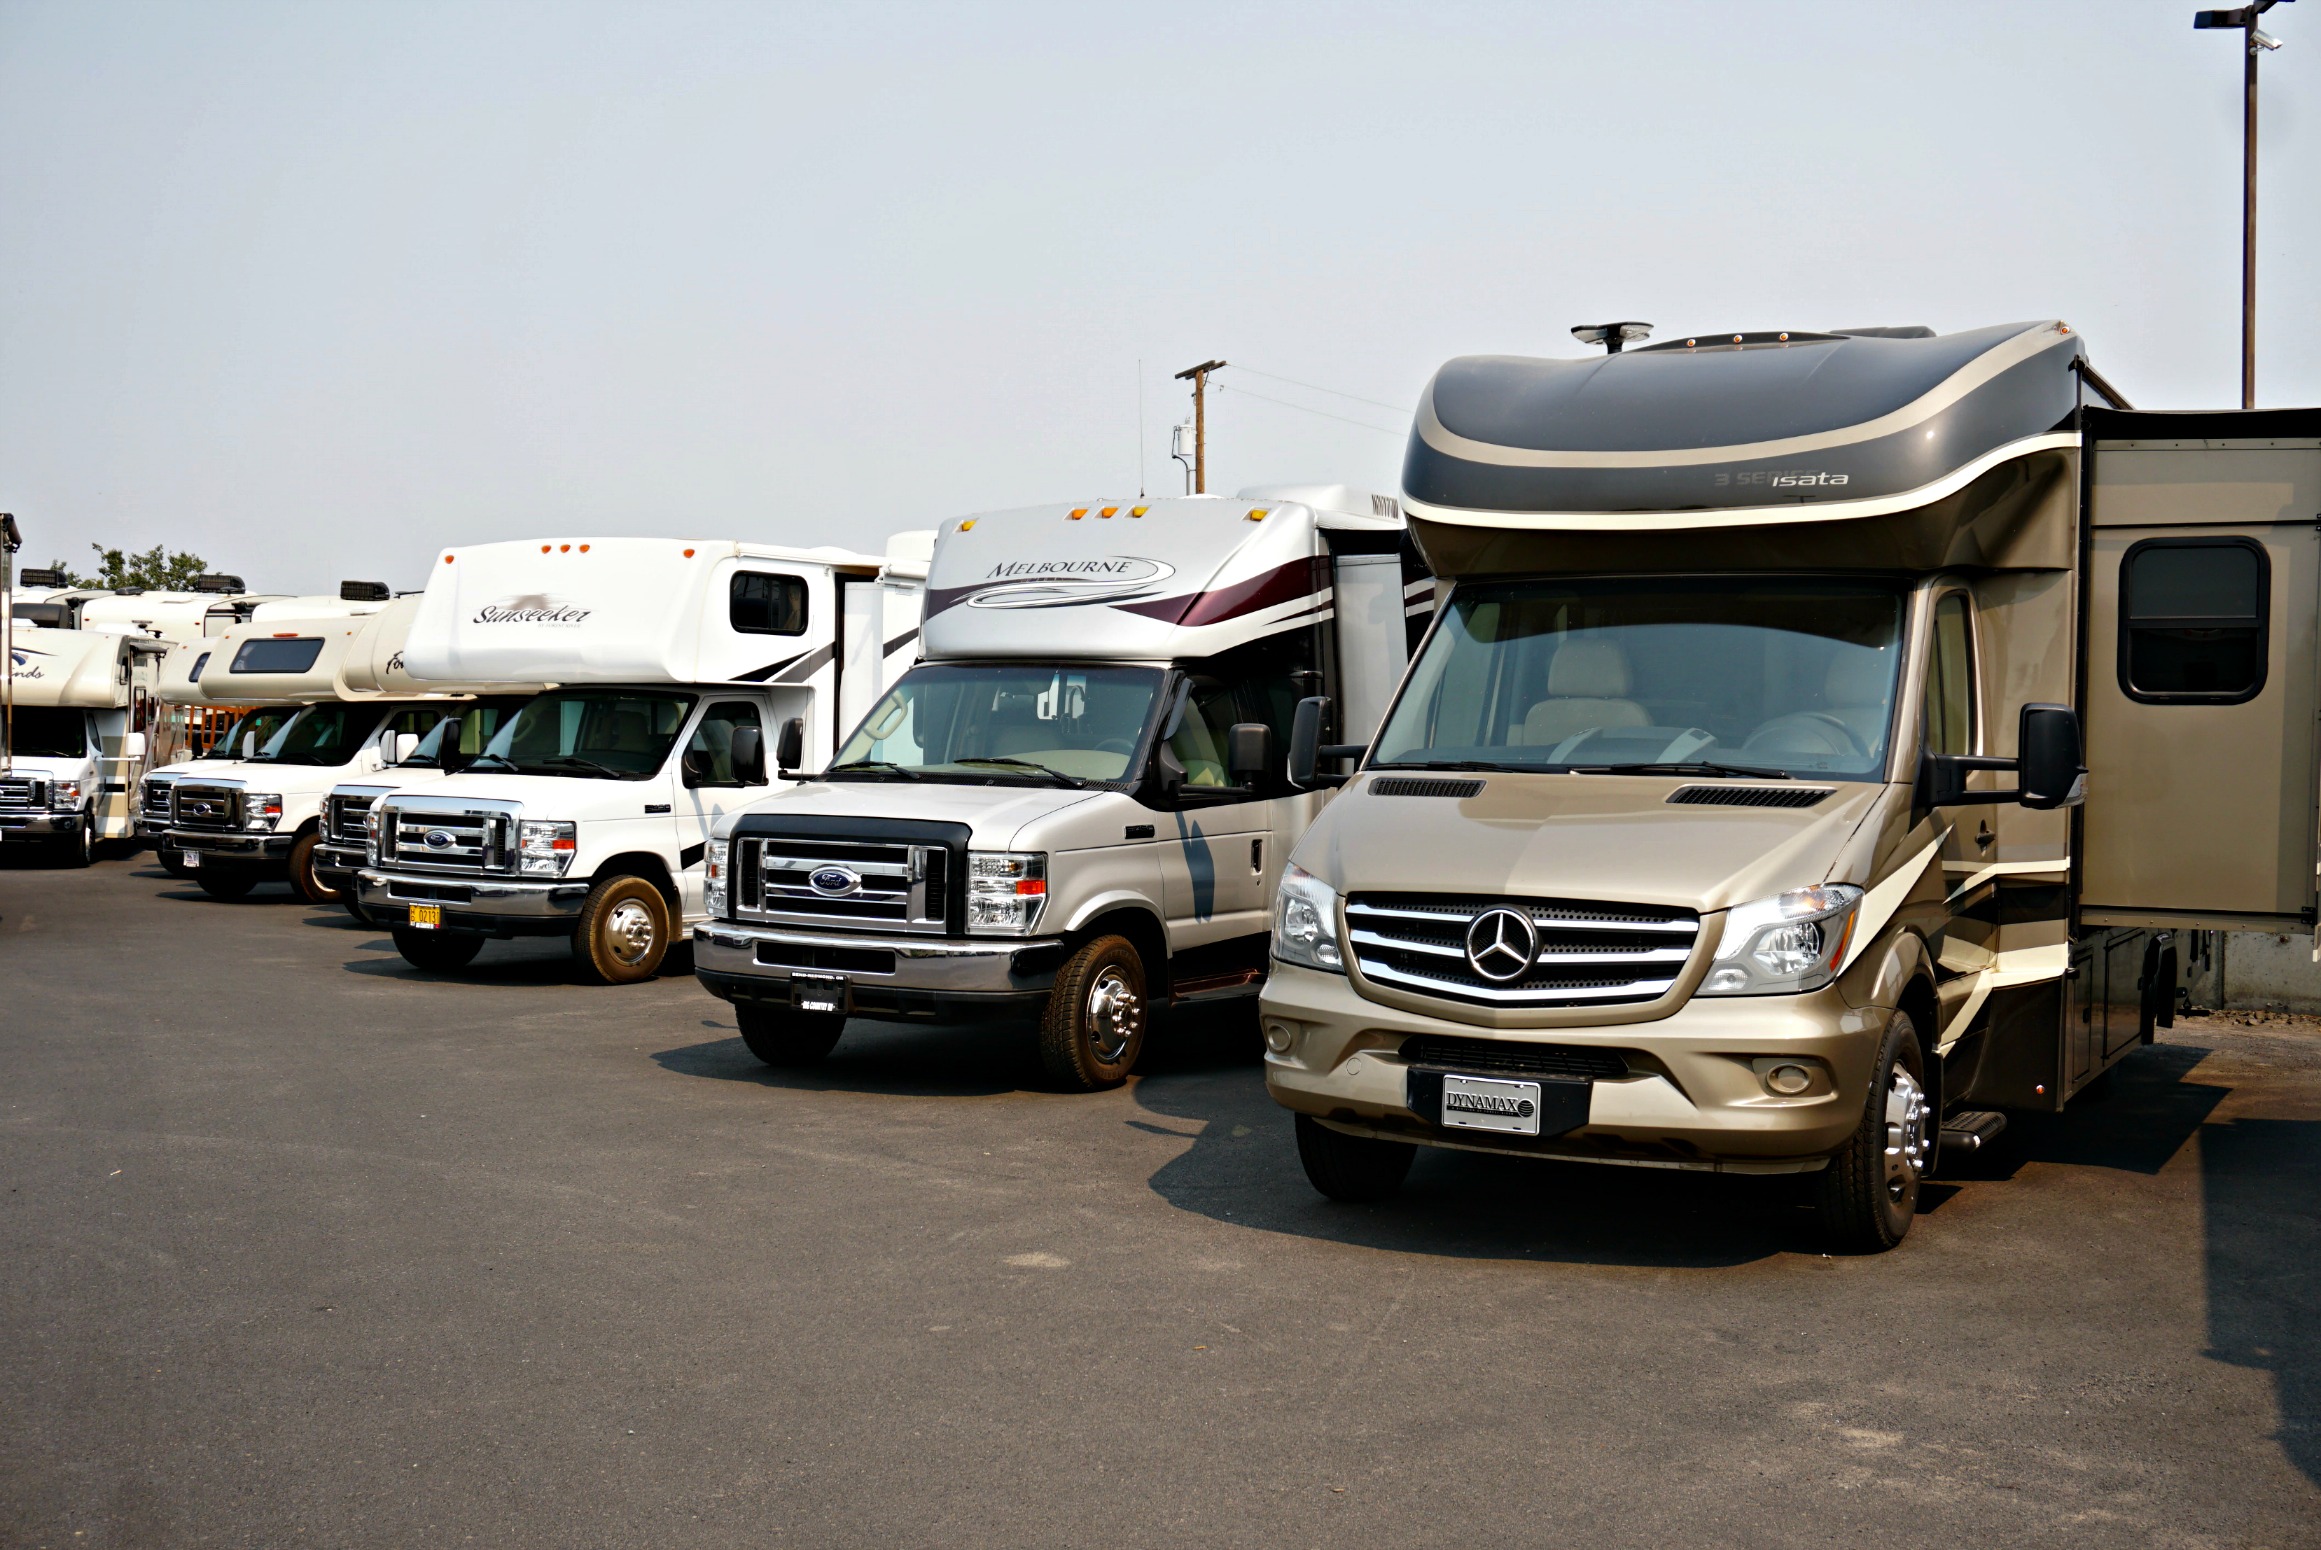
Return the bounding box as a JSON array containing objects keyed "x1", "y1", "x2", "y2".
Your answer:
[{"x1": 1061, "y1": 888, "x2": 1165, "y2": 938}]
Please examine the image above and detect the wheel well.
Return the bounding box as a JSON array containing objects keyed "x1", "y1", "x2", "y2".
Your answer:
[
  {"x1": 594, "y1": 851, "x2": 679, "y2": 912},
  {"x1": 1070, "y1": 907, "x2": 1169, "y2": 996},
  {"x1": 1899, "y1": 974, "x2": 1943, "y2": 1114}
]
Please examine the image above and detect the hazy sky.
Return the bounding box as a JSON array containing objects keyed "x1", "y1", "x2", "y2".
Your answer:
[{"x1": 2, "y1": 1, "x2": 2314, "y2": 594}]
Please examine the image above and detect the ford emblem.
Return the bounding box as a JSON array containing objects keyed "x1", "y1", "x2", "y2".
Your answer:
[
  {"x1": 808, "y1": 865, "x2": 861, "y2": 897},
  {"x1": 423, "y1": 828, "x2": 456, "y2": 851}
]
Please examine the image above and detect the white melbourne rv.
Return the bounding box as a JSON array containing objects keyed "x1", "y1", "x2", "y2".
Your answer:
[
  {"x1": 0, "y1": 626, "x2": 168, "y2": 864},
  {"x1": 136, "y1": 637, "x2": 310, "y2": 874},
  {"x1": 690, "y1": 488, "x2": 1434, "y2": 1090},
  {"x1": 352, "y1": 534, "x2": 930, "y2": 982},
  {"x1": 156, "y1": 606, "x2": 463, "y2": 902}
]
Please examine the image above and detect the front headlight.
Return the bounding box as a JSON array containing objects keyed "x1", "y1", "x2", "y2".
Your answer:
[
  {"x1": 245, "y1": 793, "x2": 284, "y2": 831},
  {"x1": 48, "y1": 780, "x2": 83, "y2": 810},
  {"x1": 519, "y1": 820, "x2": 577, "y2": 878},
  {"x1": 703, "y1": 836, "x2": 729, "y2": 918},
  {"x1": 1698, "y1": 884, "x2": 1863, "y2": 996},
  {"x1": 1271, "y1": 863, "x2": 1344, "y2": 973},
  {"x1": 966, "y1": 851, "x2": 1047, "y2": 934}
]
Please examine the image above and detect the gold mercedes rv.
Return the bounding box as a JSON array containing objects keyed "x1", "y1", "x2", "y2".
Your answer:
[{"x1": 1262, "y1": 320, "x2": 2319, "y2": 1251}]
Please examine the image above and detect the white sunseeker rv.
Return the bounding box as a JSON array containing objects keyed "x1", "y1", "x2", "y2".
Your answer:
[
  {"x1": 352, "y1": 534, "x2": 930, "y2": 983},
  {"x1": 690, "y1": 487, "x2": 1435, "y2": 1090},
  {"x1": 0, "y1": 626, "x2": 169, "y2": 864}
]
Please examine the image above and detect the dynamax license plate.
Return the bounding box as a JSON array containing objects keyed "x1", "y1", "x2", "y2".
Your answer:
[
  {"x1": 791, "y1": 972, "x2": 847, "y2": 1014},
  {"x1": 1439, "y1": 1074, "x2": 1546, "y2": 1136},
  {"x1": 406, "y1": 903, "x2": 442, "y2": 930}
]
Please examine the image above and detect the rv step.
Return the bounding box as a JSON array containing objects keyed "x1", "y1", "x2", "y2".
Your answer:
[{"x1": 1939, "y1": 1110, "x2": 2008, "y2": 1153}]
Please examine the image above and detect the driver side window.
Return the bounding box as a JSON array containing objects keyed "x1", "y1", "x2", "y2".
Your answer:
[
  {"x1": 1925, "y1": 593, "x2": 1975, "y2": 758},
  {"x1": 685, "y1": 700, "x2": 766, "y2": 786}
]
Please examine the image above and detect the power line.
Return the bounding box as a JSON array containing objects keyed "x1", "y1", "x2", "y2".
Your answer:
[
  {"x1": 1213, "y1": 382, "x2": 1407, "y2": 438},
  {"x1": 1224, "y1": 364, "x2": 1413, "y2": 417}
]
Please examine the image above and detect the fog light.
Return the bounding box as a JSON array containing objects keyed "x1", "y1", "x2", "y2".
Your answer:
[
  {"x1": 1263, "y1": 1021, "x2": 1296, "y2": 1054},
  {"x1": 1765, "y1": 1062, "x2": 1813, "y2": 1096}
]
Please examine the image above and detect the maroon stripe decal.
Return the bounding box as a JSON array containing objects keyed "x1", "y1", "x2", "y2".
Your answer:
[{"x1": 1109, "y1": 558, "x2": 1327, "y2": 627}]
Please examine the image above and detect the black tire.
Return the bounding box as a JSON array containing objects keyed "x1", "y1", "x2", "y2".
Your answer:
[
  {"x1": 1294, "y1": 1112, "x2": 1416, "y2": 1203},
  {"x1": 288, "y1": 830, "x2": 340, "y2": 904},
  {"x1": 157, "y1": 841, "x2": 190, "y2": 878},
  {"x1": 735, "y1": 1003, "x2": 846, "y2": 1067},
  {"x1": 195, "y1": 871, "x2": 257, "y2": 900},
  {"x1": 570, "y1": 875, "x2": 670, "y2": 984},
  {"x1": 1037, "y1": 934, "x2": 1148, "y2": 1091},
  {"x1": 56, "y1": 814, "x2": 94, "y2": 869},
  {"x1": 1815, "y1": 1010, "x2": 1931, "y2": 1253},
  {"x1": 393, "y1": 927, "x2": 484, "y2": 972}
]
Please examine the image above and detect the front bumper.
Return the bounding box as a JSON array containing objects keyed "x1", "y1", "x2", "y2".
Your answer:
[
  {"x1": 693, "y1": 920, "x2": 1063, "y2": 1021},
  {"x1": 313, "y1": 841, "x2": 367, "y2": 890},
  {"x1": 1260, "y1": 962, "x2": 1887, "y2": 1172},
  {"x1": 354, "y1": 868, "x2": 592, "y2": 937},
  {"x1": 0, "y1": 811, "x2": 78, "y2": 839},
  {"x1": 168, "y1": 827, "x2": 294, "y2": 865}
]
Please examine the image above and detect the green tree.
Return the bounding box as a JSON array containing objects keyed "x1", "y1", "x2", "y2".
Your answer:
[{"x1": 45, "y1": 543, "x2": 216, "y2": 590}]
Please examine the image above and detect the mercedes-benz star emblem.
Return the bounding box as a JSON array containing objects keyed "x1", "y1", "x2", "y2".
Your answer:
[
  {"x1": 808, "y1": 865, "x2": 862, "y2": 897},
  {"x1": 1464, "y1": 907, "x2": 1539, "y2": 983}
]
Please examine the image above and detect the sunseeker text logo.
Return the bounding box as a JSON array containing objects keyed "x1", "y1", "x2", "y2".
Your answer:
[
  {"x1": 473, "y1": 594, "x2": 592, "y2": 626},
  {"x1": 963, "y1": 557, "x2": 1174, "y2": 610}
]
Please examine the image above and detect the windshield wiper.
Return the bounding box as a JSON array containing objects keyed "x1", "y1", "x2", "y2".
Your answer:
[
  {"x1": 529, "y1": 755, "x2": 633, "y2": 780},
  {"x1": 825, "y1": 759, "x2": 923, "y2": 782},
  {"x1": 950, "y1": 756, "x2": 1086, "y2": 788},
  {"x1": 1379, "y1": 759, "x2": 1526, "y2": 773},
  {"x1": 1570, "y1": 761, "x2": 1794, "y2": 780},
  {"x1": 465, "y1": 752, "x2": 519, "y2": 771}
]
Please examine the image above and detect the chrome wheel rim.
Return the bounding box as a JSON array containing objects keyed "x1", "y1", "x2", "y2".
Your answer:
[
  {"x1": 605, "y1": 898, "x2": 660, "y2": 966},
  {"x1": 1882, "y1": 1065, "x2": 1929, "y2": 1203},
  {"x1": 1084, "y1": 966, "x2": 1141, "y2": 1065}
]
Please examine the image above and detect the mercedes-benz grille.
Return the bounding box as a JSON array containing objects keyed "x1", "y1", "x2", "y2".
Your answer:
[
  {"x1": 730, "y1": 837, "x2": 949, "y2": 934},
  {"x1": 1345, "y1": 893, "x2": 1700, "y2": 1008}
]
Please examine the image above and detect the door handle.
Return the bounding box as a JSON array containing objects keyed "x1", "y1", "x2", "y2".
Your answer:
[
  {"x1": 1976, "y1": 821, "x2": 1994, "y2": 850},
  {"x1": 1250, "y1": 838, "x2": 1264, "y2": 873}
]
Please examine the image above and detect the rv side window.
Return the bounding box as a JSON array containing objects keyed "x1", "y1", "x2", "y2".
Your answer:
[
  {"x1": 731, "y1": 573, "x2": 808, "y2": 637},
  {"x1": 1924, "y1": 593, "x2": 1974, "y2": 757},
  {"x1": 2119, "y1": 538, "x2": 2269, "y2": 704},
  {"x1": 229, "y1": 637, "x2": 325, "y2": 675},
  {"x1": 188, "y1": 652, "x2": 211, "y2": 683}
]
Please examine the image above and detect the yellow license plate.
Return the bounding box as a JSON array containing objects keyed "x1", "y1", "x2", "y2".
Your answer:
[{"x1": 407, "y1": 903, "x2": 442, "y2": 930}]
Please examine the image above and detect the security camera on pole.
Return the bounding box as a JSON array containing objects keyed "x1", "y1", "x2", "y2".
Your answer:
[{"x1": 2194, "y1": 0, "x2": 2293, "y2": 408}]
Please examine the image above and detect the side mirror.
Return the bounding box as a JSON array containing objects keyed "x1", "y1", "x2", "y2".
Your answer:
[
  {"x1": 1921, "y1": 701, "x2": 2085, "y2": 810},
  {"x1": 1228, "y1": 722, "x2": 1274, "y2": 786},
  {"x1": 435, "y1": 717, "x2": 464, "y2": 772},
  {"x1": 775, "y1": 716, "x2": 805, "y2": 776},
  {"x1": 731, "y1": 725, "x2": 766, "y2": 784},
  {"x1": 392, "y1": 732, "x2": 420, "y2": 765},
  {"x1": 1288, "y1": 697, "x2": 1351, "y2": 790},
  {"x1": 681, "y1": 747, "x2": 716, "y2": 787},
  {"x1": 120, "y1": 732, "x2": 147, "y2": 760},
  {"x1": 2016, "y1": 702, "x2": 2085, "y2": 810}
]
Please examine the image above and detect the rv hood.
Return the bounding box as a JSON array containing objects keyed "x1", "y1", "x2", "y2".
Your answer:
[{"x1": 717, "y1": 778, "x2": 1107, "y2": 852}]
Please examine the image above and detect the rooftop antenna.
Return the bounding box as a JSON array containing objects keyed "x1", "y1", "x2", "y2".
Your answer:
[{"x1": 1572, "y1": 322, "x2": 1653, "y2": 354}]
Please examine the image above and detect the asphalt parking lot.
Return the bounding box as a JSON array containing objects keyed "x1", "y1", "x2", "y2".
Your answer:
[{"x1": 4, "y1": 848, "x2": 2319, "y2": 1548}]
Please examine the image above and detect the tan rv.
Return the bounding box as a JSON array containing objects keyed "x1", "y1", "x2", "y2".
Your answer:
[{"x1": 1261, "y1": 320, "x2": 2317, "y2": 1251}]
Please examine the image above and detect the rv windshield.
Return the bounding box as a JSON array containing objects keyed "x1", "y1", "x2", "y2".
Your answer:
[
  {"x1": 212, "y1": 706, "x2": 298, "y2": 759},
  {"x1": 251, "y1": 704, "x2": 391, "y2": 766},
  {"x1": 472, "y1": 690, "x2": 695, "y2": 780},
  {"x1": 399, "y1": 695, "x2": 534, "y2": 768},
  {"x1": 1372, "y1": 577, "x2": 1907, "y2": 781},
  {"x1": 833, "y1": 665, "x2": 1163, "y2": 785},
  {"x1": 8, "y1": 707, "x2": 89, "y2": 759}
]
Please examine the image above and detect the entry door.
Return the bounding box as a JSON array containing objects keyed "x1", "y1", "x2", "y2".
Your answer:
[{"x1": 2081, "y1": 435, "x2": 2321, "y2": 931}]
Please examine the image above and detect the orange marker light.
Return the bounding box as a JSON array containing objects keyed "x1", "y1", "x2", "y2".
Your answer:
[
  {"x1": 1015, "y1": 878, "x2": 1046, "y2": 897},
  {"x1": 683, "y1": 547, "x2": 696, "y2": 557},
  {"x1": 559, "y1": 544, "x2": 571, "y2": 553},
  {"x1": 444, "y1": 554, "x2": 455, "y2": 564},
  {"x1": 540, "y1": 544, "x2": 551, "y2": 553},
  {"x1": 958, "y1": 520, "x2": 976, "y2": 532},
  {"x1": 1129, "y1": 507, "x2": 1147, "y2": 517},
  {"x1": 1099, "y1": 507, "x2": 1118, "y2": 518},
  {"x1": 1246, "y1": 508, "x2": 1268, "y2": 522},
  {"x1": 579, "y1": 543, "x2": 590, "y2": 553},
  {"x1": 1068, "y1": 508, "x2": 1087, "y2": 520}
]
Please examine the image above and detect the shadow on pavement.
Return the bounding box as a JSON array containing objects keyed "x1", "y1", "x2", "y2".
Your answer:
[
  {"x1": 2202, "y1": 1115, "x2": 2321, "y2": 1488},
  {"x1": 1943, "y1": 1042, "x2": 2230, "y2": 1183},
  {"x1": 652, "y1": 1014, "x2": 1042, "y2": 1098}
]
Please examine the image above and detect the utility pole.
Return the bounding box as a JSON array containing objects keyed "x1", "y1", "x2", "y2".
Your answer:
[
  {"x1": 1174, "y1": 359, "x2": 1227, "y2": 494},
  {"x1": 2196, "y1": 1, "x2": 2291, "y2": 408}
]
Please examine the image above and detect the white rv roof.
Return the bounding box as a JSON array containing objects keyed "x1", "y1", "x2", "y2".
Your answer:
[
  {"x1": 199, "y1": 614, "x2": 380, "y2": 704},
  {"x1": 403, "y1": 536, "x2": 890, "y2": 687},
  {"x1": 920, "y1": 493, "x2": 1401, "y2": 662},
  {"x1": 3, "y1": 626, "x2": 149, "y2": 708}
]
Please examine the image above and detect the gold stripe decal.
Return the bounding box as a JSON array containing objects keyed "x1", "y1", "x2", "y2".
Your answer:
[{"x1": 1839, "y1": 836, "x2": 1943, "y2": 975}]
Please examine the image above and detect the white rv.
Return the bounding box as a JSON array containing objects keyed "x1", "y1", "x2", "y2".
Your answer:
[
  {"x1": 690, "y1": 488, "x2": 1434, "y2": 1089},
  {"x1": 155, "y1": 606, "x2": 460, "y2": 902},
  {"x1": 135, "y1": 638, "x2": 308, "y2": 874},
  {"x1": 0, "y1": 626, "x2": 168, "y2": 864},
  {"x1": 353, "y1": 534, "x2": 930, "y2": 982}
]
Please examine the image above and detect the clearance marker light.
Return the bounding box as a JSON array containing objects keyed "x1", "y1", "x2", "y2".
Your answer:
[
  {"x1": 579, "y1": 544, "x2": 590, "y2": 553},
  {"x1": 1129, "y1": 507, "x2": 1147, "y2": 518},
  {"x1": 958, "y1": 520, "x2": 976, "y2": 532},
  {"x1": 540, "y1": 544, "x2": 551, "y2": 553},
  {"x1": 683, "y1": 547, "x2": 696, "y2": 557},
  {"x1": 1068, "y1": 508, "x2": 1087, "y2": 520},
  {"x1": 444, "y1": 554, "x2": 455, "y2": 564},
  {"x1": 1246, "y1": 508, "x2": 1268, "y2": 522},
  {"x1": 1099, "y1": 507, "x2": 1118, "y2": 518},
  {"x1": 559, "y1": 544, "x2": 571, "y2": 552}
]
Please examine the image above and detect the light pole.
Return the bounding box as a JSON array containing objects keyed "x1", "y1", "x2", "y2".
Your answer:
[{"x1": 2195, "y1": 0, "x2": 2292, "y2": 409}]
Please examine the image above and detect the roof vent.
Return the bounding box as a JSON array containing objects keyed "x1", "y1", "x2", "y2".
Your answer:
[
  {"x1": 1370, "y1": 776, "x2": 1486, "y2": 799},
  {"x1": 15, "y1": 566, "x2": 65, "y2": 588},
  {"x1": 340, "y1": 579, "x2": 391, "y2": 601},
  {"x1": 1572, "y1": 321, "x2": 1652, "y2": 354},
  {"x1": 1666, "y1": 785, "x2": 1833, "y2": 809},
  {"x1": 192, "y1": 573, "x2": 247, "y2": 594}
]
